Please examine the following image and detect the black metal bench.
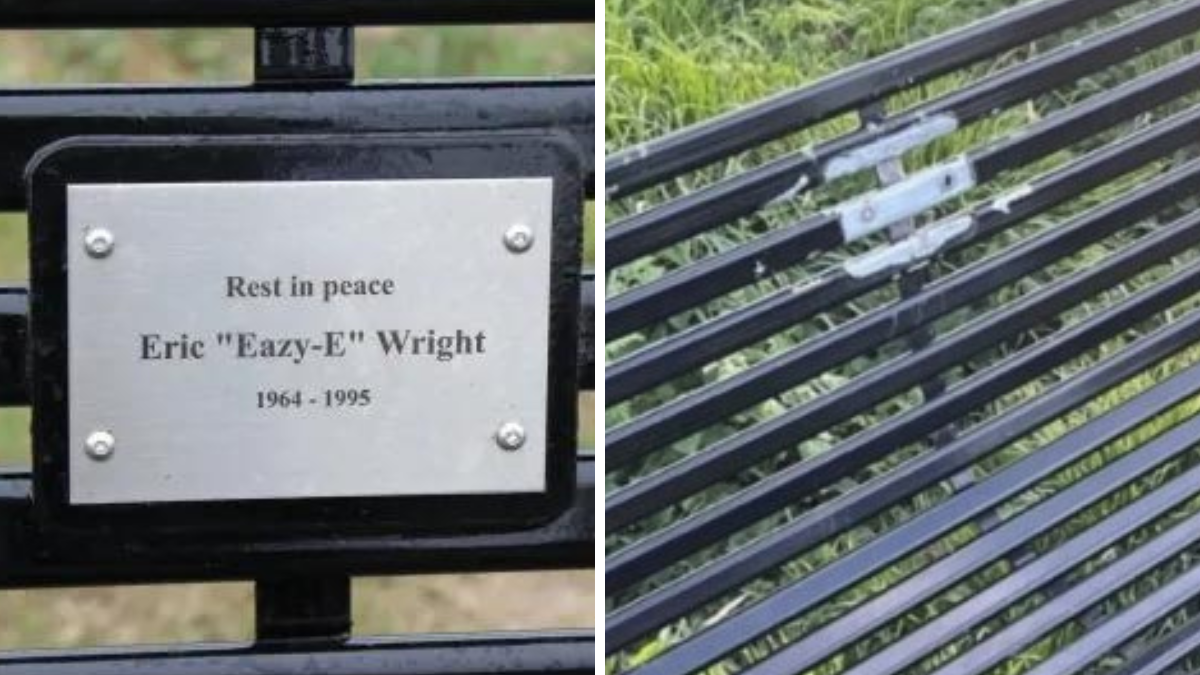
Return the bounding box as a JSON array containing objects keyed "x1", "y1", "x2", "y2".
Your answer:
[
  {"x1": 0, "y1": 3, "x2": 595, "y2": 673},
  {"x1": 605, "y1": 1, "x2": 1200, "y2": 673}
]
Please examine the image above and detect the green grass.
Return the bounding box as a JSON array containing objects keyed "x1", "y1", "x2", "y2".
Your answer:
[
  {"x1": 0, "y1": 26, "x2": 594, "y2": 648},
  {"x1": 606, "y1": 0, "x2": 1200, "y2": 673}
]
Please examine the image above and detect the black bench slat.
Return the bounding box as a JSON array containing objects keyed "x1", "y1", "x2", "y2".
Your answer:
[
  {"x1": 608, "y1": 321, "x2": 1200, "y2": 652},
  {"x1": 606, "y1": 210, "x2": 839, "y2": 340},
  {"x1": 607, "y1": 99, "x2": 1200, "y2": 464},
  {"x1": 607, "y1": 56, "x2": 1200, "y2": 400},
  {"x1": 609, "y1": 210, "x2": 1200, "y2": 530},
  {"x1": 0, "y1": 630, "x2": 594, "y2": 675},
  {"x1": 1025, "y1": 579, "x2": 1200, "y2": 675},
  {"x1": 920, "y1": 523, "x2": 1200, "y2": 675},
  {"x1": 0, "y1": 0, "x2": 592, "y2": 28},
  {"x1": 609, "y1": 255, "x2": 1200, "y2": 606},
  {"x1": 817, "y1": 470, "x2": 1200, "y2": 675},
  {"x1": 608, "y1": 48, "x2": 1200, "y2": 342},
  {"x1": 605, "y1": 0, "x2": 1137, "y2": 199},
  {"x1": 976, "y1": 48, "x2": 1200, "y2": 179},
  {"x1": 605, "y1": 0, "x2": 1200, "y2": 270},
  {"x1": 1113, "y1": 614, "x2": 1200, "y2": 675},
  {"x1": 0, "y1": 79, "x2": 595, "y2": 211},
  {"x1": 0, "y1": 284, "x2": 25, "y2": 406},
  {"x1": 605, "y1": 269, "x2": 881, "y2": 404},
  {"x1": 0, "y1": 458, "x2": 592, "y2": 586},
  {"x1": 607, "y1": 147, "x2": 1200, "y2": 472},
  {"x1": 634, "y1": 401, "x2": 1200, "y2": 675},
  {"x1": 941, "y1": 0, "x2": 1200, "y2": 125},
  {"x1": 606, "y1": 216, "x2": 1200, "y2": 594},
  {"x1": 578, "y1": 271, "x2": 595, "y2": 390}
]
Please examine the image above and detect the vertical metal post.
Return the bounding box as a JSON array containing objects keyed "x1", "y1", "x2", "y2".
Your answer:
[
  {"x1": 255, "y1": 26, "x2": 355, "y2": 85},
  {"x1": 252, "y1": 26, "x2": 355, "y2": 646},
  {"x1": 0, "y1": 287, "x2": 26, "y2": 406},
  {"x1": 256, "y1": 575, "x2": 353, "y2": 643}
]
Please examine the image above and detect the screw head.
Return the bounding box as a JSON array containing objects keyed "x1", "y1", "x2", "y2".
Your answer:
[
  {"x1": 860, "y1": 205, "x2": 876, "y2": 222},
  {"x1": 503, "y1": 224, "x2": 535, "y2": 254},
  {"x1": 495, "y1": 422, "x2": 527, "y2": 451},
  {"x1": 85, "y1": 430, "x2": 116, "y2": 461},
  {"x1": 84, "y1": 228, "x2": 115, "y2": 258}
]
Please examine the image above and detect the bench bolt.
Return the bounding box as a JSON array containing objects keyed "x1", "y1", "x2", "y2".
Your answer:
[
  {"x1": 503, "y1": 224, "x2": 535, "y2": 253},
  {"x1": 495, "y1": 422, "x2": 527, "y2": 451},
  {"x1": 84, "y1": 228, "x2": 115, "y2": 258},
  {"x1": 85, "y1": 430, "x2": 116, "y2": 461}
]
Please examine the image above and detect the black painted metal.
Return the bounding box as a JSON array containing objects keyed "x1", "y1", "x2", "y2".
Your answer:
[
  {"x1": 608, "y1": 79, "x2": 1200, "y2": 449},
  {"x1": 255, "y1": 26, "x2": 355, "y2": 84},
  {"x1": 0, "y1": 0, "x2": 593, "y2": 27},
  {"x1": 646, "y1": 424, "x2": 1200, "y2": 675},
  {"x1": 609, "y1": 135, "x2": 1200, "y2": 464},
  {"x1": 1114, "y1": 615, "x2": 1200, "y2": 675},
  {"x1": 0, "y1": 80, "x2": 596, "y2": 209},
  {"x1": 579, "y1": 271, "x2": 595, "y2": 390},
  {"x1": 256, "y1": 575, "x2": 352, "y2": 643},
  {"x1": 0, "y1": 631, "x2": 594, "y2": 675},
  {"x1": 0, "y1": 5, "x2": 595, "y2": 674},
  {"x1": 608, "y1": 317, "x2": 1200, "y2": 652},
  {"x1": 0, "y1": 284, "x2": 25, "y2": 406},
  {"x1": 609, "y1": 201, "x2": 1200, "y2": 526},
  {"x1": 609, "y1": 60, "x2": 1200, "y2": 340},
  {"x1": 606, "y1": 1, "x2": 1200, "y2": 673},
  {"x1": 0, "y1": 458, "x2": 593, "y2": 587},
  {"x1": 607, "y1": 221, "x2": 1200, "y2": 581},
  {"x1": 605, "y1": 45, "x2": 1200, "y2": 346},
  {"x1": 27, "y1": 134, "x2": 584, "y2": 537}
]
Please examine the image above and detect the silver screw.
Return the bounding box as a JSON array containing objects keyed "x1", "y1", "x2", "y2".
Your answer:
[
  {"x1": 503, "y1": 224, "x2": 535, "y2": 254},
  {"x1": 495, "y1": 422, "x2": 527, "y2": 451},
  {"x1": 85, "y1": 430, "x2": 116, "y2": 461},
  {"x1": 84, "y1": 228, "x2": 115, "y2": 258},
  {"x1": 860, "y1": 205, "x2": 876, "y2": 222}
]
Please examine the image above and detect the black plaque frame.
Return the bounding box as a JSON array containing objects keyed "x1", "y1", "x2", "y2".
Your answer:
[{"x1": 26, "y1": 132, "x2": 583, "y2": 540}]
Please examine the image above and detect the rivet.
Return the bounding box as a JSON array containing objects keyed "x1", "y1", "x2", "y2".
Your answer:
[
  {"x1": 85, "y1": 430, "x2": 116, "y2": 461},
  {"x1": 495, "y1": 422, "x2": 527, "y2": 451},
  {"x1": 503, "y1": 224, "x2": 535, "y2": 254},
  {"x1": 84, "y1": 228, "x2": 115, "y2": 258}
]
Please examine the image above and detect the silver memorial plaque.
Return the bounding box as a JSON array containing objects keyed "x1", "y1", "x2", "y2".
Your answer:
[{"x1": 67, "y1": 178, "x2": 554, "y2": 504}]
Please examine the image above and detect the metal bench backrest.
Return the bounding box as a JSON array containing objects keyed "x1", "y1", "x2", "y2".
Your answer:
[
  {"x1": 0, "y1": 4, "x2": 595, "y2": 673},
  {"x1": 605, "y1": 1, "x2": 1200, "y2": 673}
]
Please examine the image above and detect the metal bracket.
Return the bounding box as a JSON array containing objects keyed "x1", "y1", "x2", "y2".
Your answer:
[
  {"x1": 836, "y1": 156, "x2": 976, "y2": 242},
  {"x1": 843, "y1": 215, "x2": 974, "y2": 278},
  {"x1": 849, "y1": 102, "x2": 963, "y2": 446},
  {"x1": 824, "y1": 113, "x2": 959, "y2": 182},
  {"x1": 255, "y1": 26, "x2": 355, "y2": 85}
]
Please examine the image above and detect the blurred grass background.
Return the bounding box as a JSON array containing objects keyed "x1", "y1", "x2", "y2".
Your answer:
[{"x1": 0, "y1": 25, "x2": 594, "y2": 649}]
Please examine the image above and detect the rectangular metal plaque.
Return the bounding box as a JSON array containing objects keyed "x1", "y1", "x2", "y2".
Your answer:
[{"x1": 67, "y1": 178, "x2": 553, "y2": 505}]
